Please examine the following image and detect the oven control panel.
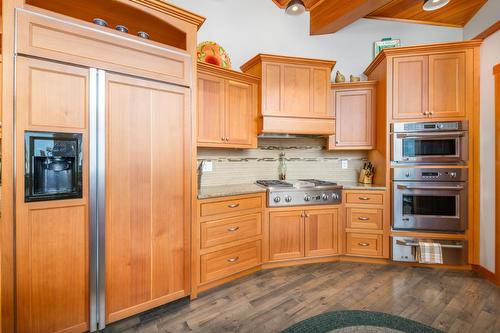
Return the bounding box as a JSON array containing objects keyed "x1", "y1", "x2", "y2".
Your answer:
[{"x1": 392, "y1": 168, "x2": 468, "y2": 181}]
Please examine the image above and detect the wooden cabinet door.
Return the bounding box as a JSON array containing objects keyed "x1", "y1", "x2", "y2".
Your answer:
[
  {"x1": 225, "y1": 79, "x2": 256, "y2": 146},
  {"x1": 262, "y1": 62, "x2": 282, "y2": 115},
  {"x1": 334, "y1": 88, "x2": 374, "y2": 149},
  {"x1": 105, "y1": 73, "x2": 190, "y2": 324},
  {"x1": 282, "y1": 64, "x2": 312, "y2": 116},
  {"x1": 269, "y1": 211, "x2": 304, "y2": 261},
  {"x1": 428, "y1": 52, "x2": 466, "y2": 118},
  {"x1": 305, "y1": 209, "x2": 339, "y2": 257},
  {"x1": 15, "y1": 57, "x2": 90, "y2": 333},
  {"x1": 197, "y1": 73, "x2": 225, "y2": 145},
  {"x1": 311, "y1": 67, "x2": 330, "y2": 116},
  {"x1": 393, "y1": 56, "x2": 428, "y2": 120}
]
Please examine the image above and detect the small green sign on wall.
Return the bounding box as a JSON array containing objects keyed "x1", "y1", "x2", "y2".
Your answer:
[{"x1": 374, "y1": 38, "x2": 401, "y2": 58}]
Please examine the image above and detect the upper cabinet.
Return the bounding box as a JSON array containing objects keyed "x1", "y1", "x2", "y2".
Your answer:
[
  {"x1": 197, "y1": 62, "x2": 259, "y2": 148},
  {"x1": 392, "y1": 52, "x2": 466, "y2": 120},
  {"x1": 328, "y1": 81, "x2": 376, "y2": 150},
  {"x1": 241, "y1": 54, "x2": 336, "y2": 135}
]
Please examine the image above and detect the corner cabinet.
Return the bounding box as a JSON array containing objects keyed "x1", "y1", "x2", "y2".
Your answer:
[
  {"x1": 269, "y1": 207, "x2": 340, "y2": 261},
  {"x1": 393, "y1": 52, "x2": 467, "y2": 120},
  {"x1": 327, "y1": 81, "x2": 376, "y2": 150},
  {"x1": 197, "y1": 62, "x2": 259, "y2": 148},
  {"x1": 240, "y1": 54, "x2": 336, "y2": 135}
]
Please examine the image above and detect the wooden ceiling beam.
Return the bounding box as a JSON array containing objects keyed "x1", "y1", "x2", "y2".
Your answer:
[{"x1": 310, "y1": 0, "x2": 393, "y2": 35}]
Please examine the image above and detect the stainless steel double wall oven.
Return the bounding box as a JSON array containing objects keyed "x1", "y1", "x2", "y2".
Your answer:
[{"x1": 390, "y1": 121, "x2": 469, "y2": 264}]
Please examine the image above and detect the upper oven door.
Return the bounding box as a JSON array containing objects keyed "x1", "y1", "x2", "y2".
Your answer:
[
  {"x1": 392, "y1": 181, "x2": 467, "y2": 232},
  {"x1": 391, "y1": 131, "x2": 468, "y2": 165}
]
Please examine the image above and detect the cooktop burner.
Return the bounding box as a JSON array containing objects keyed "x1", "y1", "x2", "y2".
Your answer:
[
  {"x1": 255, "y1": 180, "x2": 293, "y2": 188},
  {"x1": 298, "y1": 179, "x2": 338, "y2": 186}
]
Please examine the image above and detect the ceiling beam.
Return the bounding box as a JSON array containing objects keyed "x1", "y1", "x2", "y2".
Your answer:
[{"x1": 310, "y1": 0, "x2": 394, "y2": 35}]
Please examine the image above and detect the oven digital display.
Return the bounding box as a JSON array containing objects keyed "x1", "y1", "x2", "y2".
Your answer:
[
  {"x1": 421, "y1": 172, "x2": 439, "y2": 177},
  {"x1": 423, "y1": 124, "x2": 436, "y2": 129},
  {"x1": 403, "y1": 195, "x2": 457, "y2": 217}
]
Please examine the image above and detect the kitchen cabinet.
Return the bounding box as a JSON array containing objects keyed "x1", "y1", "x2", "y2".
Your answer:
[
  {"x1": 197, "y1": 62, "x2": 259, "y2": 148},
  {"x1": 241, "y1": 54, "x2": 336, "y2": 135},
  {"x1": 305, "y1": 209, "x2": 339, "y2": 257},
  {"x1": 393, "y1": 52, "x2": 466, "y2": 120},
  {"x1": 195, "y1": 193, "x2": 265, "y2": 296},
  {"x1": 328, "y1": 81, "x2": 376, "y2": 150},
  {"x1": 343, "y1": 190, "x2": 387, "y2": 258},
  {"x1": 269, "y1": 211, "x2": 305, "y2": 261},
  {"x1": 269, "y1": 207, "x2": 340, "y2": 261}
]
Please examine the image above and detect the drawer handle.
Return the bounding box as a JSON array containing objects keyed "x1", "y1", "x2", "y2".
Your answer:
[
  {"x1": 358, "y1": 197, "x2": 370, "y2": 201},
  {"x1": 228, "y1": 203, "x2": 240, "y2": 208},
  {"x1": 358, "y1": 217, "x2": 370, "y2": 221},
  {"x1": 358, "y1": 242, "x2": 370, "y2": 247},
  {"x1": 227, "y1": 256, "x2": 239, "y2": 263},
  {"x1": 227, "y1": 226, "x2": 240, "y2": 232}
]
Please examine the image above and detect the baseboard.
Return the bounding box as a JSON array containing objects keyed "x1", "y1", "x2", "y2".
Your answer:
[{"x1": 472, "y1": 265, "x2": 498, "y2": 285}]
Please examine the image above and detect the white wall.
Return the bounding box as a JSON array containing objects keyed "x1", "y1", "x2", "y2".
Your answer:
[
  {"x1": 478, "y1": 31, "x2": 500, "y2": 272},
  {"x1": 168, "y1": 0, "x2": 462, "y2": 77},
  {"x1": 463, "y1": 0, "x2": 500, "y2": 40}
]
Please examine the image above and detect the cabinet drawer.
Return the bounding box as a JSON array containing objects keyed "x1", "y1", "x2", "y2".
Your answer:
[
  {"x1": 346, "y1": 233, "x2": 383, "y2": 257},
  {"x1": 346, "y1": 192, "x2": 384, "y2": 205},
  {"x1": 347, "y1": 208, "x2": 383, "y2": 230},
  {"x1": 200, "y1": 196, "x2": 262, "y2": 217},
  {"x1": 201, "y1": 213, "x2": 262, "y2": 249},
  {"x1": 200, "y1": 241, "x2": 262, "y2": 283}
]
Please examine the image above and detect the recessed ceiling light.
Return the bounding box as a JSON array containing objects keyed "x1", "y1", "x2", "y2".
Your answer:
[
  {"x1": 285, "y1": 0, "x2": 306, "y2": 15},
  {"x1": 423, "y1": 0, "x2": 450, "y2": 11}
]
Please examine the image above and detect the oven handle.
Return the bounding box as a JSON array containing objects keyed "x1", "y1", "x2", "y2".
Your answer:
[
  {"x1": 396, "y1": 131, "x2": 465, "y2": 139},
  {"x1": 396, "y1": 240, "x2": 463, "y2": 249},
  {"x1": 396, "y1": 184, "x2": 464, "y2": 191}
]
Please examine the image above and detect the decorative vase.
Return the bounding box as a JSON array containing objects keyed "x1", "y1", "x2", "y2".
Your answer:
[
  {"x1": 335, "y1": 71, "x2": 346, "y2": 83},
  {"x1": 350, "y1": 75, "x2": 361, "y2": 82}
]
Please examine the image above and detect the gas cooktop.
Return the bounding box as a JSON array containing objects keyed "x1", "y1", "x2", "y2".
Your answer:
[{"x1": 256, "y1": 179, "x2": 342, "y2": 207}]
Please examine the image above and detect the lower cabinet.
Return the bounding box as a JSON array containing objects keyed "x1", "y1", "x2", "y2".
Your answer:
[
  {"x1": 195, "y1": 193, "x2": 265, "y2": 294},
  {"x1": 344, "y1": 190, "x2": 388, "y2": 258},
  {"x1": 269, "y1": 208, "x2": 340, "y2": 261}
]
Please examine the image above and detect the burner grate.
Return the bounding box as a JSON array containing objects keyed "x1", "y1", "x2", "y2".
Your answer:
[
  {"x1": 298, "y1": 179, "x2": 337, "y2": 186},
  {"x1": 256, "y1": 180, "x2": 293, "y2": 188}
]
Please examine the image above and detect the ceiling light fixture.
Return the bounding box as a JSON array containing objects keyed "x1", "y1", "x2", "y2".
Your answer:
[
  {"x1": 285, "y1": 0, "x2": 306, "y2": 15},
  {"x1": 423, "y1": 0, "x2": 450, "y2": 11}
]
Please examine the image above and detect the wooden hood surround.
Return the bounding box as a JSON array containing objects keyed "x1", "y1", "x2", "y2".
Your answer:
[{"x1": 241, "y1": 54, "x2": 337, "y2": 135}]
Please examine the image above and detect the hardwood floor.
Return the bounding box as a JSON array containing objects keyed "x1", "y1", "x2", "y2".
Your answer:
[{"x1": 104, "y1": 262, "x2": 500, "y2": 333}]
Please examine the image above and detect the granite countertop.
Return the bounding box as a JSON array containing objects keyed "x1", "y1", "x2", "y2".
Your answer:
[
  {"x1": 197, "y1": 182, "x2": 385, "y2": 200},
  {"x1": 339, "y1": 182, "x2": 386, "y2": 191},
  {"x1": 198, "y1": 183, "x2": 266, "y2": 200}
]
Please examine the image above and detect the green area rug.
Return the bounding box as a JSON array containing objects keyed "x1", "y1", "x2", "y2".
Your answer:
[{"x1": 281, "y1": 311, "x2": 443, "y2": 333}]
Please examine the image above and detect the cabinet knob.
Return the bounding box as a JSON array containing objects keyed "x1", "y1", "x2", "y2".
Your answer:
[
  {"x1": 227, "y1": 203, "x2": 240, "y2": 208},
  {"x1": 227, "y1": 226, "x2": 240, "y2": 232},
  {"x1": 358, "y1": 217, "x2": 370, "y2": 221},
  {"x1": 227, "y1": 256, "x2": 239, "y2": 263},
  {"x1": 358, "y1": 242, "x2": 370, "y2": 247},
  {"x1": 335, "y1": 141, "x2": 339, "y2": 144},
  {"x1": 358, "y1": 197, "x2": 370, "y2": 201},
  {"x1": 429, "y1": 111, "x2": 434, "y2": 116}
]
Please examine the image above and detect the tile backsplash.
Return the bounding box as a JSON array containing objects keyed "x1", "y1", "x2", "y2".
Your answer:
[{"x1": 197, "y1": 138, "x2": 367, "y2": 187}]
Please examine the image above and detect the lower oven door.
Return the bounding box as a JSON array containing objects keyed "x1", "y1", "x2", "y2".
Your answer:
[
  {"x1": 392, "y1": 237, "x2": 468, "y2": 265},
  {"x1": 392, "y1": 181, "x2": 467, "y2": 232}
]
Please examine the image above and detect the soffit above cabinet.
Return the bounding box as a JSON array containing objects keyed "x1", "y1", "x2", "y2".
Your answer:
[{"x1": 272, "y1": 0, "x2": 487, "y2": 35}]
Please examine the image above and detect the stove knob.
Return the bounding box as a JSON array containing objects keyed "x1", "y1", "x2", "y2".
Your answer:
[
  {"x1": 331, "y1": 193, "x2": 339, "y2": 200},
  {"x1": 449, "y1": 172, "x2": 457, "y2": 179},
  {"x1": 405, "y1": 172, "x2": 411, "y2": 178},
  {"x1": 304, "y1": 194, "x2": 311, "y2": 202},
  {"x1": 284, "y1": 195, "x2": 292, "y2": 203},
  {"x1": 322, "y1": 193, "x2": 328, "y2": 201},
  {"x1": 273, "y1": 196, "x2": 281, "y2": 203}
]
